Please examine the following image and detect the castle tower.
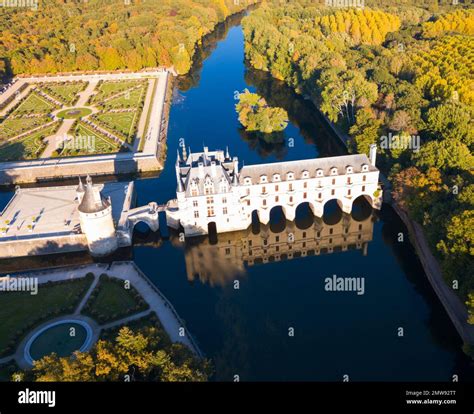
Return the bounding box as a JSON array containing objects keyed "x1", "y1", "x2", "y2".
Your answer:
[{"x1": 78, "y1": 176, "x2": 118, "y2": 256}]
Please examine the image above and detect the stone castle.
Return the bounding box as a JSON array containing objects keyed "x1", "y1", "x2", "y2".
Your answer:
[{"x1": 166, "y1": 145, "x2": 382, "y2": 236}]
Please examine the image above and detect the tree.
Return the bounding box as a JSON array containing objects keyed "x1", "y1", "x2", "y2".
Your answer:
[
  {"x1": 25, "y1": 326, "x2": 210, "y2": 382},
  {"x1": 437, "y1": 210, "x2": 474, "y2": 256},
  {"x1": 414, "y1": 139, "x2": 474, "y2": 172},
  {"x1": 425, "y1": 102, "x2": 473, "y2": 147}
]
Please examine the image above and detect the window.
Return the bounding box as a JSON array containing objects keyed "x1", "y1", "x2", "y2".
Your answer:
[
  {"x1": 246, "y1": 188, "x2": 250, "y2": 196},
  {"x1": 275, "y1": 196, "x2": 279, "y2": 203},
  {"x1": 205, "y1": 186, "x2": 212, "y2": 195},
  {"x1": 263, "y1": 199, "x2": 267, "y2": 206},
  {"x1": 362, "y1": 185, "x2": 365, "y2": 192},
  {"x1": 225, "y1": 248, "x2": 231, "y2": 255},
  {"x1": 222, "y1": 197, "x2": 227, "y2": 204},
  {"x1": 206, "y1": 196, "x2": 214, "y2": 204},
  {"x1": 318, "y1": 193, "x2": 322, "y2": 199},
  {"x1": 275, "y1": 185, "x2": 279, "y2": 192},
  {"x1": 363, "y1": 175, "x2": 366, "y2": 182},
  {"x1": 304, "y1": 192, "x2": 307, "y2": 199},
  {"x1": 316, "y1": 169, "x2": 323, "y2": 177},
  {"x1": 359, "y1": 224, "x2": 362, "y2": 230},
  {"x1": 329, "y1": 228, "x2": 333, "y2": 235},
  {"x1": 223, "y1": 207, "x2": 228, "y2": 215},
  {"x1": 207, "y1": 207, "x2": 215, "y2": 217},
  {"x1": 331, "y1": 189, "x2": 335, "y2": 196},
  {"x1": 289, "y1": 196, "x2": 293, "y2": 203},
  {"x1": 304, "y1": 182, "x2": 307, "y2": 188},
  {"x1": 193, "y1": 200, "x2": 198, "y2": 207},
  {"x1": 276, "y1": 236, "x2": 280, "y2": 242},
  {"x1": 249, "y1": 240, "x2": 252, "y2": 247},
  {"x1": 347, "y1": 177, "x2": 351, "y2": 184},
  {"x1": 191, "y1": 189, "x2": 198, "y2": 197},
  {"x1": 332, "y1": 178, "x2": 335, "y2": 185},
  {"x1": 247, "y1": 200, "x2": 250, "y2": 206},
  {"x1": 302, "y1": 232, "x2": 306, "y2": 238},
  {"x1": 262, "y1": 186, "x2": 266, "y2": 194},
  {"x1": 289, "y1": 183, "x2": 293, "y2": 191},
  {"x1": 194, "y1": 211, "x2": 199, "y2": 218},
  {"x1": 347, "y1": 189, "x2": 351, "y2": 196}
]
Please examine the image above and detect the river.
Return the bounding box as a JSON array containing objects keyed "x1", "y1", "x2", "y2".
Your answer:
[{"x1": 1, "y1": 11, "x2": 473, "y2": 381}]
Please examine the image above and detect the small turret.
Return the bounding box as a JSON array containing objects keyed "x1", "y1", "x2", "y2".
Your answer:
[
  {"x1": 77, "y1": 176, "x2": 118, "y2": 256},
  {"x1": 76, "y1": 177, "x2": 85, "y2": 203},
  {"x1": 225, "y1": 146, "x2": 230, "y2": 161},
  {"x1": 176, "y1": 156, "x2": 184, "y2": 193}
]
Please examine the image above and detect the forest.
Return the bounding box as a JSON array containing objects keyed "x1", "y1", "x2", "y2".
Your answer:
[
  {"x1": 242, "y1": 0, "x2": 474, "y2": 346},
  {"x1": 0, "y1": 0, "x2": 258, "y2": 77}
]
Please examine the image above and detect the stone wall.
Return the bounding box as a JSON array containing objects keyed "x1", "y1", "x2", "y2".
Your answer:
[{"x1": 0, "y1": 234, "x2": 88, "y2": 258}]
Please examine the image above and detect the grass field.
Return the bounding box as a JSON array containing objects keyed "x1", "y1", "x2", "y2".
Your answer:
[
  {"x1": 12, "y1": 92, "x2": 56, "y2": 115},
  {"x1": 56, "y1": 107, "x2": 93, "y2": 119},
  {"x1": 0, "y1": 276, "x2": 93, "y2": 356},
  {"x1": 0, "y1": 123, "x2": 59, "y2": 161},
  {"x1": 94, "y1": 111, "x2": 138, "y2": 142},
  {"x1": 55, "y1": 122, "x2": 122, "y2": 157},
  {"x1": 101, "y1": 85, "x2": 146, "y2": 110},
  {"x1": 39, "y1": 81, "x2": 87, "y2": 106},
  {"x1": 81, "y1": 275, "x2": 149, "y2": 324},
  {"x1": 91, "y1": 80, "x2": 146, "y2": 103},
  {"x1": 0, "y1": 116, "x2": 51, "y2": 141}
]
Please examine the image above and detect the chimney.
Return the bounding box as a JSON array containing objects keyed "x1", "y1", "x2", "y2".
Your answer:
[
  {"x1": 198, "y1": 162, "x2": 204, "y2": 178},
  {"x1": 210, "y1": 160, "x2": 216, "y2": 177},
  {"x1": 369, "y1": 144, "x2": 377, "y2": 167}
]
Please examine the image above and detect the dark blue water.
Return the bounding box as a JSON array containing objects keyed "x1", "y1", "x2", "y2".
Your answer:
[{"x1": 1, "y1": 16, "x2": 473, "y2": 381}]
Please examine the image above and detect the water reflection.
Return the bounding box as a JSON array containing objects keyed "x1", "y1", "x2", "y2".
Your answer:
[{"x1": 170, "y1": 208, "x2": 376, "y2": 287}]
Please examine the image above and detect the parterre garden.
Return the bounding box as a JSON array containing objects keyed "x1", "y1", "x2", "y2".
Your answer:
[
  {"x1": 0, "y1": 77, "x2": 151, "y2": 160},
  {"x1": 0, "y1": 271, "x2": 154, "y2": 380}
]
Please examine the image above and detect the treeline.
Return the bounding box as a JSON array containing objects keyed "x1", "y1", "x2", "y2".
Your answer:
[
  {"x1": 242, "y1": 1, "x2": 474, "y2": 342},
  {"x1": 0, "y1": 0, "x2": 258, "y2": 76}
]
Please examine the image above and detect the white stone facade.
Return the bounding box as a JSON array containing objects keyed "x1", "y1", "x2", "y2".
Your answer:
[{"x1": 166, "y1": 145, "x2": 383, "y2": 236}]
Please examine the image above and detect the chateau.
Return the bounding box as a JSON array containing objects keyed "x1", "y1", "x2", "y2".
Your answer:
[{"x1": 166, "y1": 145, "x2": 382, "y2": 236}]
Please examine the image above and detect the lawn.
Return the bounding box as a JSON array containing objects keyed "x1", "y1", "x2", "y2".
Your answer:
[
  {"x1": 91, "y1": 80, "x2": 146, "y2": 103},
  {"x1": 39, "y1": 81, "x2": 87, "y2": 106},
  {"x1": 0, "y1": 123, "x2": 59, "y2": 161},
  {"x1": 11, "y1": 92, "x2": 57, "y2": 115},
  {"x1": 0, "y1": 275, "x2": 93, "y2": 357},
  {"x1": 0, "y1": 116, "x2": 51, "y2": 141},
  {"x1": 100, "y1": 85, "x2": 146, "y2": 110},
  {"x1": 56, "y1": 107, "x2": 93, "y2": 119},
  {"x1": 81, "y1": 274, "x2": 149, "y2": 324},
  {"x1": 94, "y1": 111, "x2": 138, "y2": 142},
  {"x1": 55, "y1": 122, "x2": 123, "y2": 157}
]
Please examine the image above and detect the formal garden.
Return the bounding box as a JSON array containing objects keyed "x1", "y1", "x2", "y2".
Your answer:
[
  {"x1": 0, "y1": 269, "x2": 208, "y2": 382},
  {"x1": 0, "y1": 76, "x2": 153, "y2": 161}
]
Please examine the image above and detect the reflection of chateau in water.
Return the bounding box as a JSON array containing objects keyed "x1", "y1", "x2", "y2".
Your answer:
[{"x1": 172, "y1": 208, "x2": 376, "y2": 287}]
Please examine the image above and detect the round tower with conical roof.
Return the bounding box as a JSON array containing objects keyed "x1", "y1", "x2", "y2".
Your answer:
[{"x1": 78, "y1": 176, "x2": 118, "y2": 256}]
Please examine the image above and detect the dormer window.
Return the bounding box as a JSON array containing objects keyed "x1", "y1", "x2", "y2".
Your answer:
[
  {"x1": 361, "y1": 164, "x2": 369, "y2": 172},
  {"x1": 301, "y1": 170, "x2": 309, "y2": 179},
  {"x1": 346, "y1": 166, "x2": 353, "y2": 174},
  {"x1": 272, "y1": 174, "x2": 281, "y2": 182},
  {"x1": 260, "y1": 175, "x2": 268, "y2": 183},
  {"x1": 316, "y1": 169, "x2": 324, "y2": 177},
  {"x1": 330, "y1": 167, "x2": 338, "y2": 175},
  {"x1": 244, "y1": 177, "x2": 252, "y2": 185},
  {"x1": 286, "y1": 172, "x2": 295, "y2": 180}
]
